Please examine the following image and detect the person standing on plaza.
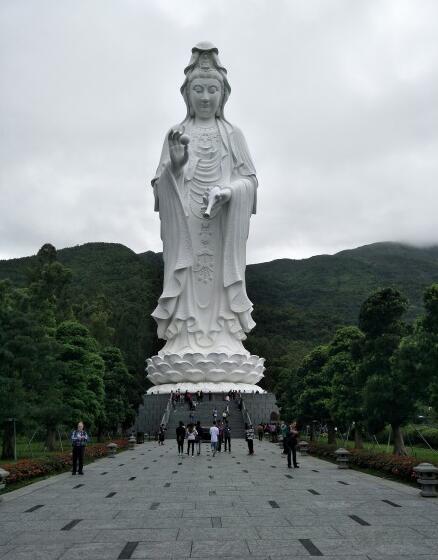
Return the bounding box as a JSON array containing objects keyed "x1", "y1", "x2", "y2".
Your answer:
[
  {"x1": 217, "y1": 420, "x2": 224, "y2": 452},
  {"x1": 280, "y1": 421, "x2": 289, "y2": 454},
  {"x1": 186, "y1": 423, "x2": 197, "y2": 456},
  {"x1": 224, "y1": 420, "x2": 231, "y2": 452},
  {"x1": 176, "y1": 421, "x2": 185, "y2": 455},
  {"x1": 256, "y1": 423, "x2": 264, "y2": 441},
  {"x1": 71, "y1": 421, "x2": 89, "y2": 475},
  {"x1": 284, "y1": 421, "x2": 299, "y2": 468},
  {"x1": 245, "y1": 423, "x2": 255, "y2": 455},
  {"x1": 195, "y1": 420, "x2": 203, "y2": 455},
  {"x1": 209, "y1": 421, "x2": 219, "y2": 457},
  {"x1": 158, "y1": 424, "x2": 166, "y2": 445}
]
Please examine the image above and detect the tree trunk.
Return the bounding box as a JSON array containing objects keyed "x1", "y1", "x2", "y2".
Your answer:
[
  {"x1": 392, "y1": 424, "x2": 408, "y2": 456},
  {"x1": 1, "y1": 421, "x2": 14, "y2": 460},
  {"x1": 45, "y1": 427, "x2": 57, "y2": 451},
  {"x1": 97, "y1": 425, "x2": 104, "y2": 443},
  {"x1": 327, "y1": 422, "x2": 336, "y2": 444},
  {"x1": 354, "y1": 426, "x2": 364, "y2": 449}
]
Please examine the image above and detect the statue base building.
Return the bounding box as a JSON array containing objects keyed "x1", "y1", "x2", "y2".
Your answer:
[{"x1": 146, "y1": 351, "x2": 265, "y2": 394}]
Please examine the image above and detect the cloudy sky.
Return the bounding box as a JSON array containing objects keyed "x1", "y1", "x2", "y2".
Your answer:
[{"x1": 1, "y1": 0, "x2": 437, "y2": 263}]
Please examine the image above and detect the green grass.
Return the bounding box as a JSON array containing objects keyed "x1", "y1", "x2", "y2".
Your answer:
[
  {"x1": 0, "y1": 437, "x2": 72, "y2": 465},
  {"x1": 315, "y1": 436, "x2": 438, "y2": 465}
]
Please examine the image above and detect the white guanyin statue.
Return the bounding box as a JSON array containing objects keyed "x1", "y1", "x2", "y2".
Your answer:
[{"x1": 146, "y1": 42, "x2": 265, "y2": 393}]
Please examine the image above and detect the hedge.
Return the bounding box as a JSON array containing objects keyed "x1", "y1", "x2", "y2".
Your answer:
[
  {"x1": 306, "y1": 442, "x2": 422, "y2": 483},
  {"x1": 2, "y1": 439, "x2": 129, "y2": 485}
]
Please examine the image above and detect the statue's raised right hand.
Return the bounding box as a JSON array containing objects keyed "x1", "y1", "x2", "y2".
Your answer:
[{"x1": 168, "y1": 129, "x2": 190, "y2": 177}]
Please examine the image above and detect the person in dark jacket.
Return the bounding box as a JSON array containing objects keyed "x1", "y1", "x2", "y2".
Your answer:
[
  {"x1": 176, "y1": 421, "x2": 185, "y2": 455},
  {"x1": 71, "y1": 421, "x2": 89, "y2": 475},
  {"x1": 284, "y1": 421, "x2": 299, "y2": 468},
  {"x1": 195, "y1": 421, "x2": 203, "y2": 455},
  {"x1": 224, "y1": 420, "x2": 231, "y2": 452},
  {"x1": 245, "y1": 423, "x2": 255, "y2": 455}
]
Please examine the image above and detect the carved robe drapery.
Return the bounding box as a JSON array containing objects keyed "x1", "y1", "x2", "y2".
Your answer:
[{"x1": 151, "y1": 118, "x2": 257, "y2": 357}]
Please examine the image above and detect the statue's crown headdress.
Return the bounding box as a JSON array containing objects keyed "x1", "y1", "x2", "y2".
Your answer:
[{"x1": 181, "y1": 42, "x2": 231, "y2": 120}]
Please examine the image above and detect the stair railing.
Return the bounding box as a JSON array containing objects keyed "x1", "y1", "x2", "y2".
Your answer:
[
  {"x1": 241, "y1": 398, "x2": 253, "y2": 427},
  {"x1": 160, "y1": 394, "x2": 173, "y2": 429}
]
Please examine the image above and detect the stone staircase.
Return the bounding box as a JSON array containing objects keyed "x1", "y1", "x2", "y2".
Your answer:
[{"x1": 165, "y1": 395, "x2": 247, "y2": 439}]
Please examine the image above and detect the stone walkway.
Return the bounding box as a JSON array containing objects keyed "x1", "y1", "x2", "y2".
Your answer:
[{"x1": 0, "y1": 439, "x2": 437, "y2": 559}]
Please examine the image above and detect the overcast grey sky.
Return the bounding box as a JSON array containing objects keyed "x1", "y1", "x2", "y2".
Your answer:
[{"x1": 1, "y1": 0, "x2": 437, "y2": 262}]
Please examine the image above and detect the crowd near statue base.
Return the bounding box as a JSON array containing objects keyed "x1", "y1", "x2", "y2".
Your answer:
[{"x1": 147, "y1": 382, "x2": 266, "y2": 395}]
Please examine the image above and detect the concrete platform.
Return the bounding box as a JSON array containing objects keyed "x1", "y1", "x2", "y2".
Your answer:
[{"x1": 0, "y1": 440, "x2": 437, "y2": 559}]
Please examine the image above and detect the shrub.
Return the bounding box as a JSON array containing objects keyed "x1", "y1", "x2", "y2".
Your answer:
[{"x1": 3, "y1": 439, "x2": 129, "y2": 485}]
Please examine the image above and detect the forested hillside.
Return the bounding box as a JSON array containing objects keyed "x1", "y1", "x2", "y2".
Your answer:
[{"x1": 1, "y1": 241, "x2": 438, "y2": 393}]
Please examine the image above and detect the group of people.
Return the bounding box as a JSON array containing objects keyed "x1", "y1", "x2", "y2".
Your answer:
[{"x1": 176, "y1": 419, "x2": 233, "y2": 456}]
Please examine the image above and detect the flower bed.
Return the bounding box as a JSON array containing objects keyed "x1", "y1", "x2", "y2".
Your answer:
[
  {"x1": 2, "y1": 439, "x2": 129, "y2": 485},
  {"x1": 306, "y1": 442, "x2": 422, "y2": 483}
]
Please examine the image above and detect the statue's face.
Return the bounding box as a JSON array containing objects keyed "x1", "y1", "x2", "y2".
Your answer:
[{"x1": 189, "y1": 77, "x2": 222, "y2": 119}]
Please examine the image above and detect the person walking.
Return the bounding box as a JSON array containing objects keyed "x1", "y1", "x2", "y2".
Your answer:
[
  {"x1": 195, "y1": 420, "x2": 203, "y2": 455},
  {"x1": 280, "y1": 421, "x2": 289, "y2": 454},
  {"x1": 285, "y1": 421, "x2": 300, "y2": 469},
  {"x1": 186, "y1": 424, "x2": 197, "y2": 456},
  {"x1": 256, "y1": 423, "x2": 264, "y2": 442},
  {"x1": 209, "y1": 421, "x2": 219, "y2": 457},
  {"x1": 176, "y1": 421, "x2": 185, "y2": 455},
  {"x1": 217, "y1": 421, "x2": 224, "y2": 452},
  {"x1": 71, "y1": 421, "x2": 89, "y2": 475},
  {"x1": 158, "y1": 424, "x2": 166, "y2": 445},
  {"x1": 224, "y1": 420, "x2": 231, "y2": 452},
  {"x1": 245, "y1": 423, "x2": 255, "y2": 455}
]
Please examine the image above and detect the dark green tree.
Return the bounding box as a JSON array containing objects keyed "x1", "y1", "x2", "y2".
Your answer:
[
  {"x1": 358, "y1": 288, "x2": 409, "y2": 455},
  {"x1": 328, "y1": 326, "x2": 365, "y2": 448},
  {"x1": 99, "y1": 346, "x2": 135, "y2": 438},
  {"x1": 56, "y1": 321, "x2": 105, "y2": 434},
  {"x1": 295, "y1": 345, "x2": 331, "y2": 441}
]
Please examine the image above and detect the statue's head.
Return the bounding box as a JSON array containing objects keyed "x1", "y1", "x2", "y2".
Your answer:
[{"x1": 181, "y1": 41, "x2": 231, "y2": 120}]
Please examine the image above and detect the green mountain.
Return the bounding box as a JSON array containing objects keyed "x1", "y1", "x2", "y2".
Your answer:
[{"x1": 1, "y1": 241, "x2": 437, "y2": 391}]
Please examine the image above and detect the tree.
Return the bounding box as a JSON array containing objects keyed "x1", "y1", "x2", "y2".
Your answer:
[
  {"x1": 394, "y1": 284, "x2": 438, "y2": 420},
  {"x1": 328, "y1": 326, "x2": 365, "y2": 448},
  {"x1": 98, "y1": 346, "x2": 135, "y2": 438},
  {"x1": 358, "y1": 288, "x2": 409, "y2": 455},
  {"x1": 295, "y1": 345, "x2": 331, "y2": 441},
  {"x1": 56, "y1": 321, "x2": 105, "y2": 435}
]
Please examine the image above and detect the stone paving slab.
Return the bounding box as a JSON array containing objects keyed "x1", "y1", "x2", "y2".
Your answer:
[{"x1": 0, "y1": 439, "x2": 437, "y2": 559}]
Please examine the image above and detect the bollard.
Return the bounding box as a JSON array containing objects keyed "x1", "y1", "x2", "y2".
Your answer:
[
  {"x1": 0, "y1": 468, "x2": 10, "y2": 502},
  {"x1": 413, "y1": 463, "x2": 438, "y2": 498},
  {"x1": 335, "y1": 447, "x2": 350, "y2": 469},
  {"x1": 298, "y1": 441, "x2": 309, "y2": 456},
  {"x1": 128, "y1": 435, "x2": 136, "y2": 450},
  {"x1": 106, "y1": 442, "x2": 118, "y2": 458}
]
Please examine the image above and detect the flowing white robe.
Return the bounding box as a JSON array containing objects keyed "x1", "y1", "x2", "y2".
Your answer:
[{"x1": 151, "y1": 118, "x2": 257, "y2": 357}]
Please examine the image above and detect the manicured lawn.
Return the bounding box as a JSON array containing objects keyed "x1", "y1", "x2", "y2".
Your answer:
[
  {"x1": 0, "y1": 436, "x2": 73, "y2": 465},
  {"x1": 316, "y1": 436, "x2": 438, "y2": 465}
]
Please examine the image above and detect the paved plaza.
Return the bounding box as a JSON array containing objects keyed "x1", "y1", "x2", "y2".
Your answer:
[{"x1": 0, "y1": 439, "x2": 437, "y2": 559}]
